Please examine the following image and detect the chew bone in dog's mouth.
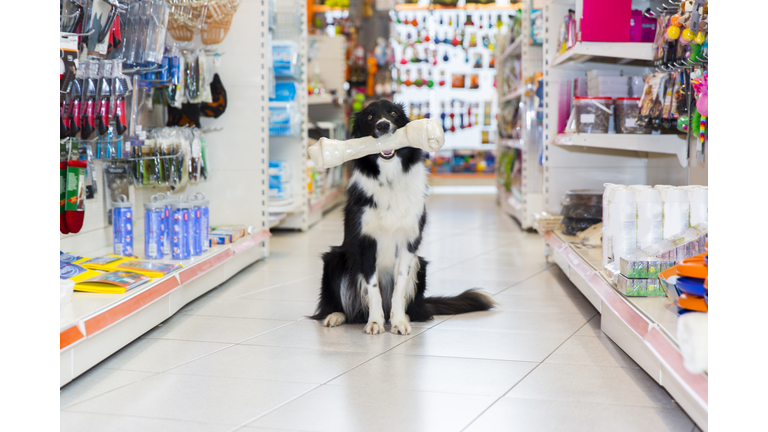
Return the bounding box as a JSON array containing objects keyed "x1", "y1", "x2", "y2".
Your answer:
[{"x1": 379, "y1": 149, "x2": 396, "y2": 160}]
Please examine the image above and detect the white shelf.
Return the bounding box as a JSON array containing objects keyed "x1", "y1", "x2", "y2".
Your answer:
[
  {"x1": 307, "y1": 94, "x2": 338, "y2": 105},
  {"x1": 498, "y1": 138, "x2": 522, "y2": 150},
  {"x1": 552, "y1": 133, "x2": 689, "y2": 168},
  {"x1": 442, "y1": 141, "x2": 497, "y2": 151},
  {"x1": 500, "y1": 37, "x2": 523, "y2": 61},
  {"x1": 543, "y1": 230, "x2": 708, "y2": 430},
  {"x1": 550, "y1": 42, "x2": 654, "y2": 68},
  {"x1": 499, "y1": 87, "x2": 525, "y2": 103},
  {"x1": 269, "y1": 200, "x2": 297, "y2": 214},
  {"x1": 268, "y1": 214, "x2": 286, "y2": 228},
  {"x1": 496, "y1": 185, "x2": 522, "y2": 221},
  {"x1": 60, "y1": 230, "x2": 271, "y2": 387}
]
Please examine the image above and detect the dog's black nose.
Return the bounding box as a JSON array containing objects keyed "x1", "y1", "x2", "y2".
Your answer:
[{"x1": 376, "y1": 122, "x2": 391, "y2": 134}]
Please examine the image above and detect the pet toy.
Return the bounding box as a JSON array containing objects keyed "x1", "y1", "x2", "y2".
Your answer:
[{"x1": 308, "y1": 119, "x2": 445, "y2": 169}]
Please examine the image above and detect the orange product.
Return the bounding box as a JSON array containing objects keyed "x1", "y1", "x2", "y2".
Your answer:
[{"x1": 678, "y1": 293, "x2": 708, "y2": 312}]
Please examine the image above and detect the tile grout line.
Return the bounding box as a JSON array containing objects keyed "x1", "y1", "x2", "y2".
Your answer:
[
  {"x1": 63, "y1": 320, "x2": 304, "y2": 411},
  {"x1": 180, "y1": 273, "x2": 322, "y2": 314},
  {"x1": 458, "y1": 312, "x2": 599, "y2": 432},
  {"x1": 228, "y1": 321, "x2": 452, "y2": 432}
]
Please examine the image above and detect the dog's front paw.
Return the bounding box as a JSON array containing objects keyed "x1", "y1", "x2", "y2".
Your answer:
[
  {"x1": 390, "y1": 316, "x2": 412, "y2": 335},
  {"x1": 323, "y1": 312, "x2": 346, "y2": 327},
  {"x1": 364, "y1": 320, "x2": 385, "y2": 335}
]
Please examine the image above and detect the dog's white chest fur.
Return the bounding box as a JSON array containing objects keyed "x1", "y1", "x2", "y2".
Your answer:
[{"x1": 351, "y1": 158, "x2": 428, "y2": 267}]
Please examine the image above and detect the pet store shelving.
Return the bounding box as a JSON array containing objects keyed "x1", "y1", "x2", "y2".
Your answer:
[
  {"x1": 60, "y1": 0, "x2": 272, "y2": 386},
  {"x1": 270, "y1": 0, "x2": 311, "y2": 231},
  {"x1": 306, "y1": 33, "x2": 349, "y2": 225},
  {"x1": 391, "y1": 4, "x2": 503, "y2": 152},
  {"x1": 60, "y1": 230, "x2": 270, "y2": 387},
  {"x1": 540, "y1": 0, "x2": 706, "y2": 216},
  {"x1": 553, "y1": 133, "x2": 689, "y2": 168},
  {"x1": 494, "y1": 0, "x2": 543, "y2": 230},
  {"x1": 550, "y1": 41, "x2": 655, "y2": 67},
  {"x1": 543, "y1": 229, "x2": 708, "y2": 430},
  {"x1": 538, "y1": 0, "x2": 708, "y2": 427}
]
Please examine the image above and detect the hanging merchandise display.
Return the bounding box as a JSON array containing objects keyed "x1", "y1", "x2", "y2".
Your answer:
[{"x1": 391, "y1": 6, "x2": 512, "y2": 154}]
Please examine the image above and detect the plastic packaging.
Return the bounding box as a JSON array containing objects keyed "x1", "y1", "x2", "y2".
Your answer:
[
  {"x1": 144, "y1": 195, "x2": 165, "y2": 259},
  {"x1": 608, "y1": 188, "x2": 637, "y2": 265},
  {"x1": 561, "y1": 189, "x2": 603, "y2": 206},
  {"x1": 272, "y1": 40, "x2": 299, "y2": 78},
  {"x1": 61, "y1": 280, "x2": 75, "y2": 308},
  {"x1": 161, "y1": 194, "x2": 173, "y2": 254},
  {"x1": 194, "y1": 192, "x2": 210, "y2": 252},
  {"x1": 112, "y1": 195, "x2": 134, "y2": 256},
  {"x1": 663, "y1": 187, "x2": 690, "y2": 239},
  {"x1": 574, "y1": 97, "x2": 613, "y2": 133},
  {"x1": 618, "y1": 274, "x2": 667, "y2": 297},
  {"x1": 620, "y1": 254, "x2": 675, "y2": 279},
  {"x1": 688, "y1": 187, "x2": 708, "y2": 226},
  {"x1": 587, "y1": 76, "x2": 644, "y2": 98},
  {"x1": 602, "y1": 183, "x2": 625, "y2": 271},
  {"x1": 614, "y1": 98, "x2": 650, "y2": 134},
  {"x1": 187, "y1": 195, "x2": 202, "y2": 256},
  {"x1": 269, "y1": 102, "x2": 302, "y2": 136},
  {"x1": 171, "y1": 200, "x2": 192, "y2": 260},
  {"x1": 561, "y1": 217, "x2": 602, "y2": 236},
  {"x1": 636, "y1": 188, "x2": 663, "y2": 249},
  {"x1": 560, "y1": 205, "x2": 602, "y2": 219}
]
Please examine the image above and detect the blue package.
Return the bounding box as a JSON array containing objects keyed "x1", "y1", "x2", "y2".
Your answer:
[
  {"x1": 269, "y1": 82, "x2": 297, "y2": 102},
  {"x1": 144, "y1": 195, "x2": 165, "y2": 259},
  {"x1": 188, "y1": 196, "x2": 202, "y2": 256},
  {"x1": 194, "y1": 192, "x2": 211, "y2": 252},
  {"x1": 161, "y1": 196, "x2": 174, "y2": 254},
  {"x1": 171, "y1": 201, "x2": 192, "y2": 260},
  {"x1": 272, "y1": 40, "x2": 299, "y2": 77},
  {"x1": 269, "y1": 102, "x2": 300, "y2": 136},
  {"x1": 112, "y1": 195, "x2": 133, "y2": 256}
]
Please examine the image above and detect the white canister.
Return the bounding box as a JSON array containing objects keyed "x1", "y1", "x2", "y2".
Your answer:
[
  {"x1": 609, "y1": 188, "x2": 637, "y2": 263},
  {"x1": 602, "y1": 183, "x2": 625, "y2": 270},
  {"x1": 689, "y1": 187, "x2": 708, "y2": 226},
  {"x1": 663, "y1": 187, "x2": 690, "y2": 239},
  {"x1": 636, "y1": 188, "x2": 663, "y2": 249}
]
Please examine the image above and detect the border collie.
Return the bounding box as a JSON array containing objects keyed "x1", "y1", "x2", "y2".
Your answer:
[{"x1": 310, "y1": 100, "x2": 496, "y2": 335}]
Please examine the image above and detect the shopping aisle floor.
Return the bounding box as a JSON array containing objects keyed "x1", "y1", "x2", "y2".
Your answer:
[{"x1": 61, "y1": 193, "x2": 697, "y2": 432}]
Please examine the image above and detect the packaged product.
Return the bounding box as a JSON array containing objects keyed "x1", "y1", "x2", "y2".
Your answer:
[{"x1": 574, "y1": 97, "x2": 613, "y2": 133}]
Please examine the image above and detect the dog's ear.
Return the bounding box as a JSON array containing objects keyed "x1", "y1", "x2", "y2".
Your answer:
[{"x1": 350, "y1": 110, "x2": 366, "y2": 138}]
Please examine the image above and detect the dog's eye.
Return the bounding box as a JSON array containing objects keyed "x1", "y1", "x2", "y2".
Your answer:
[
  {"x1": 390, "y1": 111, "x2": 397, "y2": 117},
  {"x1": 367, "y1": 115, "x2": 373, "y2": 121}
]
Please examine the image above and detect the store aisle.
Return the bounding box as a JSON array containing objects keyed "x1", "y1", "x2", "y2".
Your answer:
[{"x1": 60, "y1": 194, "x2": 695, "y2": 432}]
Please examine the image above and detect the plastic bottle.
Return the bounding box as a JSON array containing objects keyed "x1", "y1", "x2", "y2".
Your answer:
[
  {"x1": 161, "y1": 194, "x2": 174, "y2": 255},
  {"x1": 187, "y1": 195, "x2": 202, "y2": 256},
  {"x1": 688, "y1": 186, "x2": 708, "y2": 226},
  {"x1": 144, "y1": 195, "x2": 165, "y2": 259},
  {"x1": 171, "y1": 200, "x2": 192, "y2": 260},
  {"x1": 195, "y1": 192, "x2": 210, "y2": 252},
  {"x1": 602, "y1": 183, "x2": 625, "y2": 270},
  {"x1": 636, "y1": 188, "x2": 663, "y2": 249},
  {"x1": 609, "y1": 188, "x2": 637, "y2": 263},
  {"x1": 112, "y1": 195, "x2": 133, "y2": 256},
  {"x1": 663, "y1": 187, "x2": 690, "y2": 239}
]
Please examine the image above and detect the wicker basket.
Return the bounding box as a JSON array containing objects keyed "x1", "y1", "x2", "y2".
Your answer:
[
  {"x1": 201, "y1": 12, "x2": 234, "y2": 45},
  {"x1": 168, "y1": 20, "x2": 194, "y2": 41}
]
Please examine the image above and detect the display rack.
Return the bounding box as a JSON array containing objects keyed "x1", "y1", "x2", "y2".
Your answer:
[
  {"x1": 270, "y1": 1, "x2": 311, "y2": 231},
  {"x1": 540, "y1": 0, "x2": 705, "y2": 215},
  {"x1": 60, "y1": 0, "x2": 272, "y2": 386},
  {"x1": 494, "y1": 0, "x2": 543, "y2": 229},
  {"x1": 543, "y1": 230, "x2": 707, "y2": 431}
]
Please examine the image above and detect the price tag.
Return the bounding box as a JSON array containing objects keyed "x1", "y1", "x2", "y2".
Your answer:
[{"x1": 580, "y1": 114, "x2": 595, "y2": 124}]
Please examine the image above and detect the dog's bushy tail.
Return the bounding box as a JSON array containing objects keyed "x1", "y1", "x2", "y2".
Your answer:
[{"x1": 424, "y1": 289, "x2": 497, "y2": 316}]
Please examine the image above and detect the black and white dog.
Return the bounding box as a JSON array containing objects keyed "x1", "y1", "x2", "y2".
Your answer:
[{"x1": 310, "y1": 100, "x2": 495, "y2": 335}]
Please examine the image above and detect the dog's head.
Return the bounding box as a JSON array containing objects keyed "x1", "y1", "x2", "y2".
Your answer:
[{"x1": 351, "y1": 100, "x2": 410, "y2": 161}]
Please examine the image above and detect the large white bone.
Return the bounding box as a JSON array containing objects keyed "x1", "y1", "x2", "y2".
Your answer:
[{"x1": 307, "y1": 118, "x2": 445, "y2": 169}]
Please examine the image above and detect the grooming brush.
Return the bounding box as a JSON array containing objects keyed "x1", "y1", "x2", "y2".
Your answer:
[{"x1": 113, "y1": 74, "x2": 129, "y2": 135}]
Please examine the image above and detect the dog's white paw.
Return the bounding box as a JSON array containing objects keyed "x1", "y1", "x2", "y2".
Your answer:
[
  {"x1": 364, "y1": 320, "x2": 385, "y2": 335},
  {"x1": 390, "y1": 316, "x2": 411, "y2": 335},
  {"x1": 323, "y1": 312, "x2": 346, "y2": 327}
]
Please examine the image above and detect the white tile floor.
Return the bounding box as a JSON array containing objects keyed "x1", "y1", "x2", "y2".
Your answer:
[{"x1": 61, "y1": 194, "x2": 696, "y2": 432}]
